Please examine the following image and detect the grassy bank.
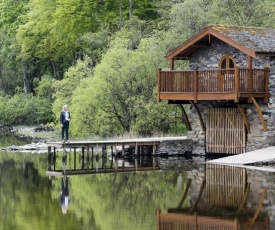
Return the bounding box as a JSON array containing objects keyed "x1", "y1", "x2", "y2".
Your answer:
[{"x1": 14, "y1": 126, "x2": 60, "y2": 141}]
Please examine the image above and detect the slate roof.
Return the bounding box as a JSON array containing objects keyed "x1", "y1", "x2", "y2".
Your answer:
[
  {"x1": 210, "y1": 25, "x2": 275, "y2": 53},
  {"x1": 166, "y1": 25, "x2": 275, "y2": 60}
]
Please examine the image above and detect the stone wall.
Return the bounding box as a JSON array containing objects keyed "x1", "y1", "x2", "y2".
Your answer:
[
  {"x1": 185, "y1": 38, "x2": 275, "y2": 154},
  {"x1": 156, "y1": 139, "x2": 193, "y2": 156}
]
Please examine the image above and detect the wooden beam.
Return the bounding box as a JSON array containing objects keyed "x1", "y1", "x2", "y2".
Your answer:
[
  {"x1": 189, "y1": 179, "x2": 206, "y2": 213},
  {"x1": 157, "y1": 68, "x2": 161, "y2": 102},
  {"x1": 170, "y1": 59, "x2": 174, "y2": 70},
  {"x1": 177, "y1": 178, "x2": 192, "y2": 208},
  {"x1": 264, "y1": 67, "x2": 269, "y2": 103},
  {"x1": 166, "y1": 27, "x2": 256, "y2": 61},
  {"x1": 190, "y1": 101, "x2": 206, "y2": 131},
  {"x1": 194, "y1": 68, "x2": 198, "y2": 103},
  {"x1": 156, "y1": 209, "x2": 160, "y2": 230},
  {"x1": 250, "y1": 187, "x2": 267, "y2": 226},
  {"x1": 251, "y1": 97, "x2": 267, "y2": 131},
  {"x1": 237, "y1": 104, "x2": 251, "y2": 133},
  {"x1": 178, "y1": 104, "x2": 192, "y2": 131},
  {"x1": 234, "y1": 66, "x2": 240, "y2": 103},
  {"x1": 237, "y1": 183, "x2": 251, "y2": 214},
  {"x1": 248, "y1": 56, "x2": 253, "y2": 103}
]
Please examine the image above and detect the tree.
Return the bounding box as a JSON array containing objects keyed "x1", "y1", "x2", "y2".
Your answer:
[{"x1": 210, "y1": 0, "x2": 275, "y2": 27}]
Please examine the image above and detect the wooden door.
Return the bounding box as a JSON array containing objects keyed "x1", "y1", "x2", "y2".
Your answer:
[{"x1": 206, "y1": 108, "x2": 246, "y2": 154}]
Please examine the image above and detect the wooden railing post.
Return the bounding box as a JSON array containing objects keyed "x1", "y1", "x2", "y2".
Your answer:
[
  {"x1": 234, "y1": 66, "x2": 240, "y2": 102},
  {"x1": 248, "y1": 67, "x2": 253, "y2": 103},
  {"x1": 157, "y1": 68, "x2": 161, "y2": 102},
  {"x1": 194, "y1": 68, "x2": 198, "y2": 103},
  {"x1": 264, "y1": 67, "x2": 269, "y2": 103}
]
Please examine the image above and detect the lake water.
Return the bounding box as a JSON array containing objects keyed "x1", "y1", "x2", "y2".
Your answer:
[{"x1": 0, "y1": 133, "x2": 275, "y2": 230}]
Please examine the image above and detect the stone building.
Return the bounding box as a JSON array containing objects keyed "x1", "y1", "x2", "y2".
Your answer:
[{"x1": 157, "y1": 25, "x2": 275, "y2": 155}]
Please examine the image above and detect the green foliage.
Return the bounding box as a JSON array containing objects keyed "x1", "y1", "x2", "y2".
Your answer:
[
  {"x1": 0, "y1": 92, "x2": 54, "y2": 125},
  {"x1": 52, "y1": 55, "x2": 94, "y2": 128},
  {"x1": 69, "y1": 30, "x2": 187, "y2": 137},
  {"x1": 0, "y1": 0, "x2": 274, "y2": 135},
  {"x1": 210, "y1": 0, "x2": 275, "y2": 27},
  {"x1": 0, "y1": 0, "x2": 29, "y2": 34},
  {"x1": 34, "y1": 75, "x2": 54, "y2": 101}
]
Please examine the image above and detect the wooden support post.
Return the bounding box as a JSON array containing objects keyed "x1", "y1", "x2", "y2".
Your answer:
[
  {"x1": 74, "y1": 148, "x2": 76, "y2": 170},
  {"x1": 47, "y1": 146, "x2": 52, "y2": 171},
  {"x1": 153, "y1": 157, "x2": 156, "y2": 170},
  {"x1": 135, "y1": 156, "x2": 138, "y2": 171},
  {"x1": 102, "y1": 144, "x2": 107, "y2": 170},
  {"x1": 234, "y1": 218, "x2": 239, "y2": 230},
  {"x1": 264, "y1": 67, "x2": 269, "y2": 103},
  {"x1": 194, "y1": 68, "x2": 198, "y2": 103},
  {"x1": 194, "y1": 212, "x2": 198, "y2": 230},
  {"x1": 157, "y1": 68, "x2": 161, "y2": 102},
  {"x1": 248, "y1": 56, "x2": 253, "y2": 103},
  {"x1": 122, "y1": 144, "x2": 125, "y2": 169},
  {"x1": 110, "y1": 145, "x2": 113, "y2": 168},
  {"x1": 86, "y1": 145, "x2": 90, "y2": 170},
  {"x1": 156, "y1": 209, "x2": 160, "y2": 230},
  {"x1": 252, "y1": 97, "x2": 267, "y2": 131},
  {"x1": 237, "y1": 104, "x2": 251, "y2": 133},
  {"x1": 234, "y1": 66, "x2": 240, "y2": 102},
  {"x1": 114, "y1": 144, "x2": 118, "y2": 171},
  {"x1": 153, "y1": 142, "x2": 156, "y2": 155},
  {"x1": 178, "y1": 104, "x2": 192, "y2": 131},
  {"x1": 170, "y1": 58, "x2": 174, "y2": 70},
  {"x1": 91, "y1": 146, "x2": 94, "y2": 170},
  {"x1": 53, "y1": 147, "x2": 56, "y2": 171},
  {"x1": 135, "y1": 142, "x2": 138, "y2": 156},
  {"x1": 122, "y1": 144, "x2": 125, "y2": 157},
  {"x1": 190, "y1": 101, "x2": 205, "y2": 131},
  {"x1": 81, "y1": 147, "x2": 85, "y2": 169}
]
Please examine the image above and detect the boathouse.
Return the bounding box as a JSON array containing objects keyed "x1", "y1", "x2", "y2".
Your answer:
[{"x1": 157, "y1": 25, "x2": 275, "y2": 154}]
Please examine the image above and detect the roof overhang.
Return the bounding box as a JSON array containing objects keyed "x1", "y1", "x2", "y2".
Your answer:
[{"x1": 166, "y1": 27, "x2": 257, "y2": 61}]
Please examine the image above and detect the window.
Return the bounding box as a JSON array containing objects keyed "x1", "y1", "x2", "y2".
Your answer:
[{"x1": 219, "y1": 55, "x2": 236, "y2": 69}]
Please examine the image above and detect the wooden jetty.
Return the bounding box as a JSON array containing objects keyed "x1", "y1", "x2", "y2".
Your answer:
[
  {"x1": 46, "y1": 137, "x2": 187, "y2": 176},
  {"x1": 208, "y1": 146, "x2": 275, "y2": 172}
]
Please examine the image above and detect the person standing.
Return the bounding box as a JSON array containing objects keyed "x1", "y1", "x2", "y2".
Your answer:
[{"x1": 60, "y1": 105, "x2": 71, "y2": 142}]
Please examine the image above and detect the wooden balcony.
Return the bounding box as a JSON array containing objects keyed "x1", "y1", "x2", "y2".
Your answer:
[{"x1": 157, "y1": 67, "x2": 269, "y2": 103}]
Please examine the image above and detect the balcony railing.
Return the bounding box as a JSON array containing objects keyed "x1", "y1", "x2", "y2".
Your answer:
[{"x1": 157, "y1": 67, "x2": 269, "y2": 103}]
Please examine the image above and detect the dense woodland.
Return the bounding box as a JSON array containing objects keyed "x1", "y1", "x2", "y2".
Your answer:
[{"x1": 0, "y1": 0, "x2": 274, "y2": 138}]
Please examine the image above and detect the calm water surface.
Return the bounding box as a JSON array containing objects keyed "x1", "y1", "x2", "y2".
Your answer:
[{"x1": 0, "y1": 133, "x2": 275, "y2": 230}]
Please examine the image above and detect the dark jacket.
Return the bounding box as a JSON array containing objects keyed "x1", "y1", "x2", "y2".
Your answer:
[{"x1": 60, "y1": 111, "x2": 71, "y2": 125}]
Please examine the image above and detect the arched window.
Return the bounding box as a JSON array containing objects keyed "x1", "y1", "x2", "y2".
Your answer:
[{"x1": 219, "y1": 55, "x2": 236, "y2": 69}]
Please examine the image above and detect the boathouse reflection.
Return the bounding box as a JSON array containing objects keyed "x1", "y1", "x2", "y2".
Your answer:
[{"x1": 156, "y1": 163, "x2": 269, "y2": 229}]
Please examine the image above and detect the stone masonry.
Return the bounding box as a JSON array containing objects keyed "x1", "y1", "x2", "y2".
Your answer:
[{"x1": 186, "y1": 38, "x2": 275, "y2": 154}]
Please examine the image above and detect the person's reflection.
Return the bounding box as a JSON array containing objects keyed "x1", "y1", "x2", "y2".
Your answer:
[{"x1": 60, "y1": 176, "x2": 70, "y2": 214}]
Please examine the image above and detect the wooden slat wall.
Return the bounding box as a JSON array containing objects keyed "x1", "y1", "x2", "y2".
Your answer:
[
  {"x1": 206, "y1": 108, "x2": 246, "y2": 154},
  {"x1": 206, "y1": 164, "x2": 246, "y2": 207},
  {"x1": 158, "y1": 213, "x2": 238, "y2": 230}
]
